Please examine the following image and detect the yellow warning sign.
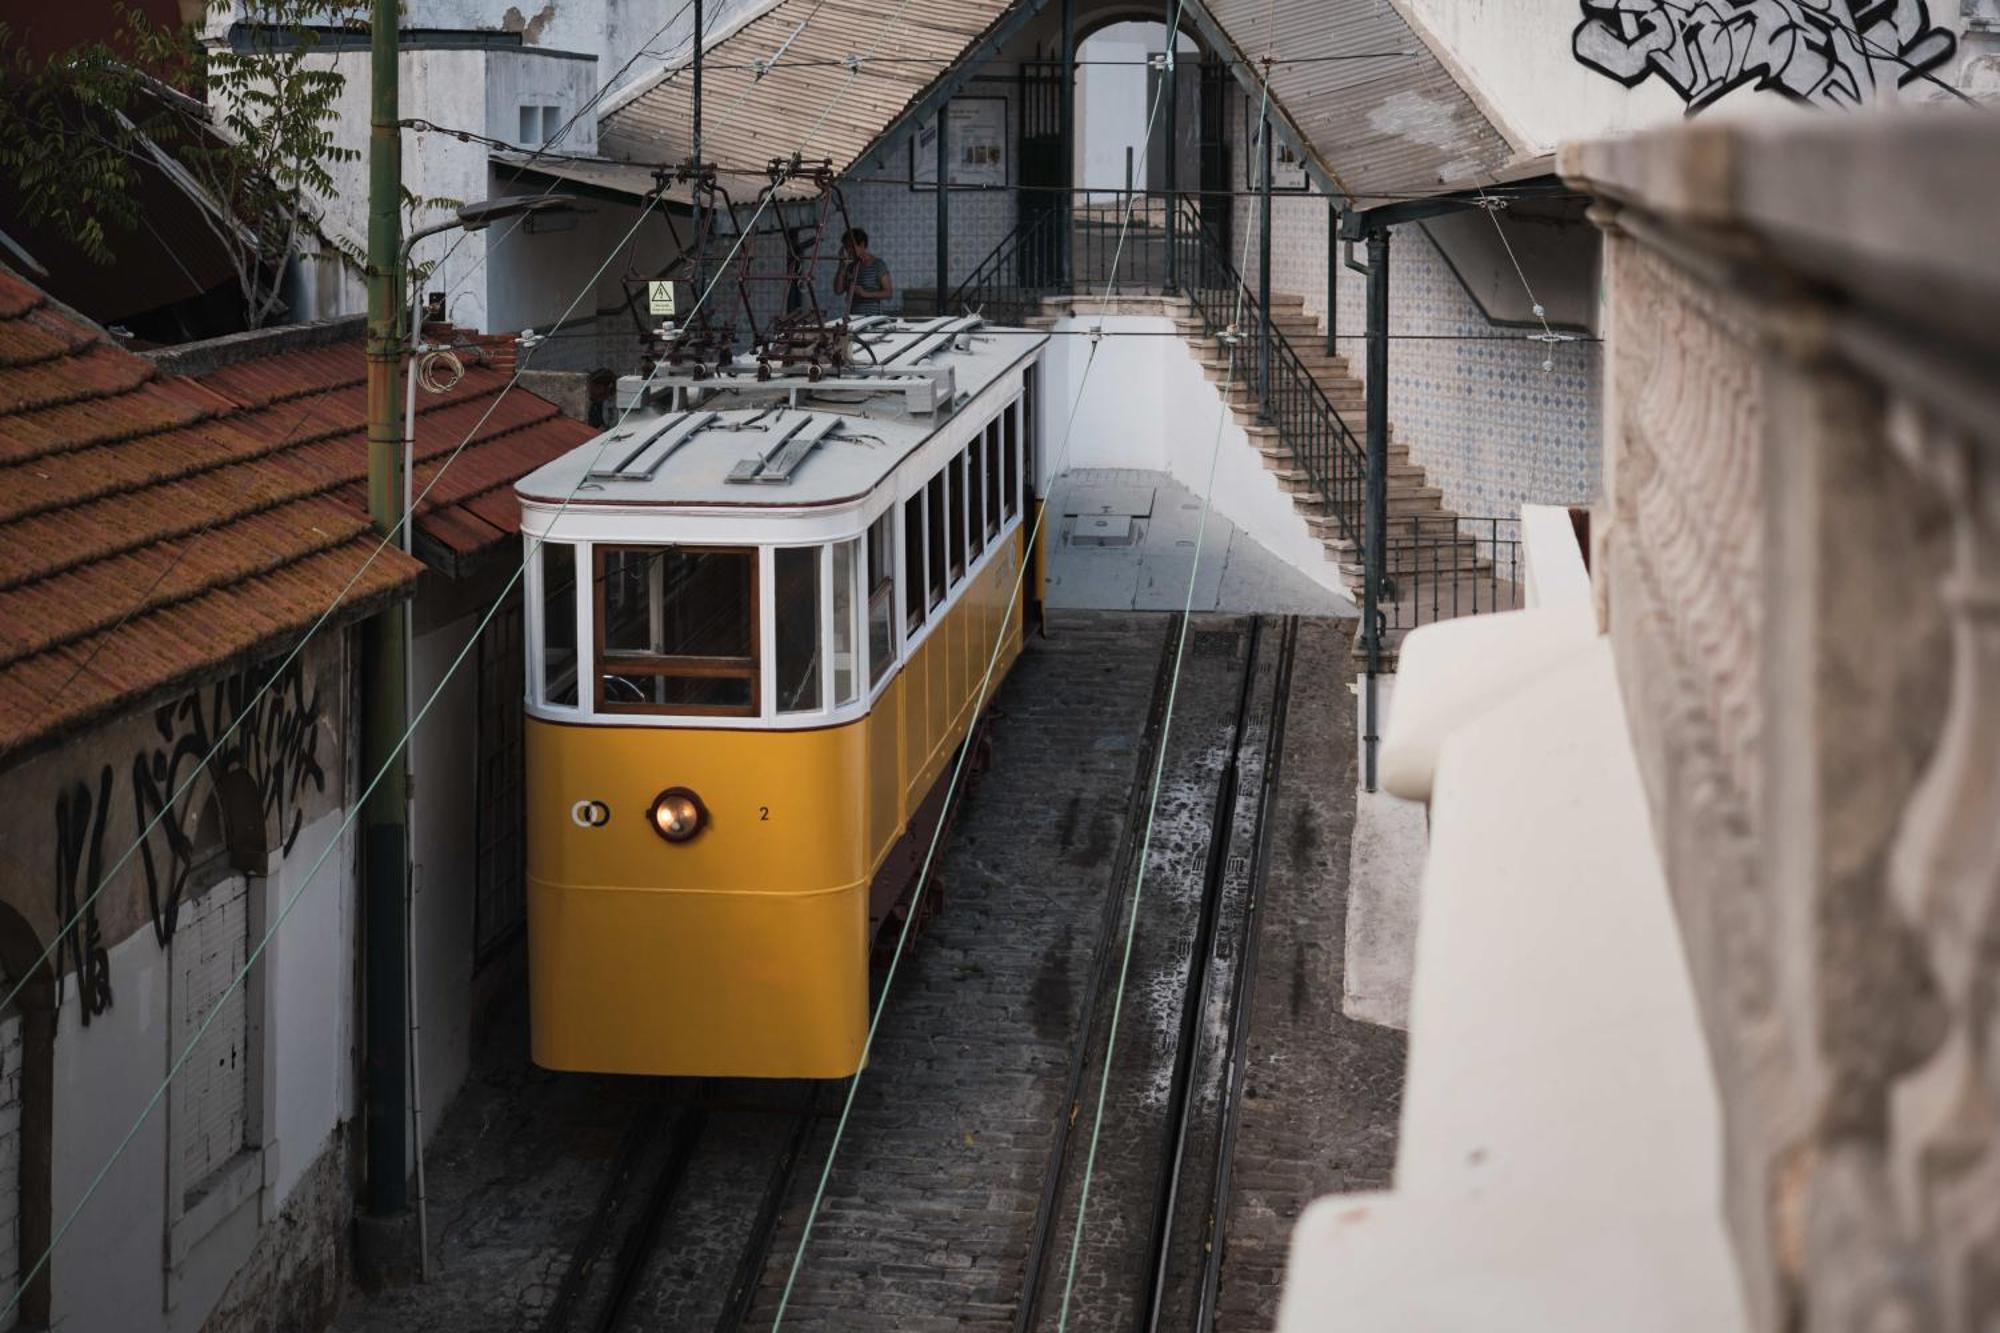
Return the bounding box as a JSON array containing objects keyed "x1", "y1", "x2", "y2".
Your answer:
[{"x1": 648, "y1": 280, "x2": 677, "y2": 317}]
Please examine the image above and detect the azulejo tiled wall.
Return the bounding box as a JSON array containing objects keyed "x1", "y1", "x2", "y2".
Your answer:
[{"x1": 1226, "y1": 93, "x2": 1603, "y2": 526}]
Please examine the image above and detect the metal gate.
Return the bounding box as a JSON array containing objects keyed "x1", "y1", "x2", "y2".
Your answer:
[
  {"x1": 474, "y1": 598, "x2": 527, "y2": 961},
  {"x1": 1017, "y1": 59, "x2": 1067, "y2": 288},
  {"x1": 1198, "y1": 50, "x2": 1233, "y2": 256}
]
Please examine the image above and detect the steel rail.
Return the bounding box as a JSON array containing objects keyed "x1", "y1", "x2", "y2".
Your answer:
[
  {"x1": 1138, "y1": 615, "x2": 1271, "y2": 1331},
  {"x1": 1193, "y1": 614, "x2": 1298, "y2": 1329}
]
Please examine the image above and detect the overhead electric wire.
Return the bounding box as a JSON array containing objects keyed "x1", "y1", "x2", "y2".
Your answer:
[
  {"x1": 767, "y1": 6, "x2": 1203, "y2": 1326},
  {"x1": 0, "y1": 0, "x2": 839, "y2": 1034},
  {"x1": 0, "y1": 0, "x2": 958, "y2": 1318},
  {"x1": 1049, "y1": 36, "x2": 1278, "y2": 1333}
]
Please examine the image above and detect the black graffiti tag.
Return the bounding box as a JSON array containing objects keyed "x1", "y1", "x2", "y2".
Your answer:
[
  {"x1": 132, "y1": 660, "x2": 326, "y2": 944},
  {"x1": 1572, "y1": 0, "x2": 1958, "y2": 110},
  {"x1": 52, "y1": 768, "x2": 115, "y2": 1023}
]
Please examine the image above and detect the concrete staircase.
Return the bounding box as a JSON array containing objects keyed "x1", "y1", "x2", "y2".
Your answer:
[{"x1": 1167, "y1": 294, "x2": 1485, "y2": 602}]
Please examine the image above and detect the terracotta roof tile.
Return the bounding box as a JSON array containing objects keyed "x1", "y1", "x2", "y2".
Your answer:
[{"x1": 0, "y1": 264, "x2": 594, "y2": 759}]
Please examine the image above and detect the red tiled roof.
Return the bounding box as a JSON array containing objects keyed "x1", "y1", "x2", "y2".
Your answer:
[{"x1": 0, "y1": 267, "x2": 594, "y2": 760}]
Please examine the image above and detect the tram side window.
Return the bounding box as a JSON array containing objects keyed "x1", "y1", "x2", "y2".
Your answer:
[
  {"x1": 832, "y1": 539, "x2": 860, "y2": 707},
  {"x1": 775, "y1": 546, "x2": 822, "y2": 714},
  {"x1": 983, "y1": 420, "x2": 1001, "y2": 538},
  {"x1": 1003, "y1": 402, "x2": 1021, "y2": 521},
  {"x1": 926, "y1": 471, "x2": 947, "y2": 608},
  {"x1": 597, "y1": 545, "x2": 757, "y2": 715},
  {"x1": 948, "y1": 453, "x2": 967, "y2": 582},
  {"x1": 904, "y1": 496, "x2": 926, "y2": 633},
  {"x1": 869, "y1": 514, "x2": 897, "y2": 686},
  {"x1": 540, "y1": 540, "x2": 579, "y2": 707},
  {"x1": 965, "y1": 440, "x2": 984, "y2": 563}
]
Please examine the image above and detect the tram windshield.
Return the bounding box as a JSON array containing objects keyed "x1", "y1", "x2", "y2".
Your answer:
[{"x1": 596, "y1": 545, "x2": 758, "y2": 715}]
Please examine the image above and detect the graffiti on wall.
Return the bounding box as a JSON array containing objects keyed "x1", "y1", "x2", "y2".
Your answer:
[
  {"x1": 46, "y1": 657, "x2": 326, "y2": 1015},
  {"x1": 1572, "y1": 0, "x2": 1959, "y2": 109},
  {"x1": 132, "y1": 660, "x2": 326, "y2": 944},
  {"x1": 52, "y1": 769, "x2": 115, "y2": 1023}
]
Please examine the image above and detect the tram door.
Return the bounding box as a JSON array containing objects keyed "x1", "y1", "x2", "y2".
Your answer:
[
  {"x1": 1197, "y1": 50, "x2": 1233, "y2": 259},
  {"x1": 1017, "y1": 59, "x2": 1066, "y2": 292}
]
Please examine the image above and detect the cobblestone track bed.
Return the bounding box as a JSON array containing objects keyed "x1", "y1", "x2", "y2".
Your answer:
[
  {"x1": 1155, "y1": 617, "x2": 1290, "y2": 1332},
  {"x1": 335, "y1": 614, "x2": 1389, "y2": 1333},
  {"x1": 1214, "y1": 619, "x2": 1407, "y2": 1328},
  {"x1": 748, "y1": 611, "x2": 1178, "y2": 1331},
  {"x1": 1028, "y1": 614, "x2": 1269, "y2": 1333}
]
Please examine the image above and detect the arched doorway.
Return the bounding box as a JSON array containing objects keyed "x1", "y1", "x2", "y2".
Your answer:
[
  {"x1": 0, "y1": 904, "x2": 54, "y2": 1329},
  {"x1": 1073, "y1": 20, "x2": 1199, "y2": 201}
]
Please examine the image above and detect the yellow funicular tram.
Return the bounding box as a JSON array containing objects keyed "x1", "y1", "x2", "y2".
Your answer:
[{"x1": 516, "y1": 316, "x2": 1047, "y2": 1079}]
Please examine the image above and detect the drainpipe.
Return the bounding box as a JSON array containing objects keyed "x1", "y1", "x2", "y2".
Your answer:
[
  {"x1": 1162, "y1": 3, "x2": 1176, "y2": 292},
  {"x1": 358, "y1": 0, "x2": 415, "y2": 1286},
  {"x1": 1362, "y1": 224, "x2": 1390, "y2": 793},
  {"x1": 1060, "y1": 0, "x2": 1076, "y2": 290},
  {"x1": 1257, "y1": 105, "x2": 1272, "y2": 422},
  {"x1": 936, "y1": 103, "x2": 950, "y2": 313}
]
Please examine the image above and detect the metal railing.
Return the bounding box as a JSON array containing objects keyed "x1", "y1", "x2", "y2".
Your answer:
[
  {"x1": 1169, "y1": 198, "x2": 1369, "y2": 548},
  {"x1": 1378, "y1": 515, "x2": 1523, "y2": 630},
  {"x1": 948, "y1": 194, "x2": 1183, "y2": 317}
]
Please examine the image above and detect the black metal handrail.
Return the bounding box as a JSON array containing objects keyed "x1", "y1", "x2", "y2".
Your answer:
[
  {"x1": 948, "y1": 193, "x2": 1370, "y2": 547},
  {"x1": 948, "y1": 194, "x2": 1181, "y2": 315},
  {"x1": 1170, "y1": 197, "x2": 1370, "y2": 548},
  {"x1": 1378, "y1": 515, "x2": 1522, "y2": 629}
]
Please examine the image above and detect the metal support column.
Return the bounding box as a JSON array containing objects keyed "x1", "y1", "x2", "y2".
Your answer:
[
  {"x1": 1326, "y1": 201, "x2": 1339, "y2": 357},
  {"x1": 1362, "y1": 225, "x2": 1390, "y2": 793},
  {"x1": 692, "y1": 0, "x2": 703, "y2": 164},
  {"x1": 359, "y1": 0, "x2": 414, "y2": 1284},
  {"x1": 1257, "y1": 105, "x2": 1273, "y2": 421},
  {"x1": 1162, "y1": 6, "x2": 1177, "y2": 291},
  {"x1": 1060, "y1": 0, "x2": 1076, "y2": 289},
  {"x1": 936, "y1": 103, "x2": 950, "y2": 311}
]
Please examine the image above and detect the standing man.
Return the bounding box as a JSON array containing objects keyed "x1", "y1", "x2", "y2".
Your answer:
[{"x1": 835, "y1": 228, "x2": 893, "y2": 315}]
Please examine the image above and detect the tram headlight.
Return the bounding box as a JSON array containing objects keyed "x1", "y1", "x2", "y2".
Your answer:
[{"x1": 648, "y1": 787, "x2": 707, "y2": 843}]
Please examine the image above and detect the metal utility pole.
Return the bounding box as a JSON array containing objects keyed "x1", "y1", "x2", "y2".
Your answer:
[
  {"x1": 1161, "y1": 4, "x2": 1177, "y2": 291},
  {"x1": 693, "y1": 0, "x2": 703, "y2": 166},
  {"x1": 936, "y1": 104, "x2": 951, "y2": 312},
  {"x1": 1326, "y1": 201, "x2": 1339, "y2": 357},
  {"x1": 1257, "y1": 106, "x2": 1273, "y2": 419},
  {"x1": 1060, "y1": 0, "x2": 1076, "y2": 289},
  {"x1": 359, "y1": 0, "x2": 414, "y2": 1284},
  {"x1": 1362, "y1": 225, "x2": 1390, "y2": 792}
]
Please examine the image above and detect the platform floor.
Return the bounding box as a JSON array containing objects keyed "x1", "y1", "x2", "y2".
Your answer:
[{"x1": 1042, "y1": 468, "x2": 1354, "y2": 617}]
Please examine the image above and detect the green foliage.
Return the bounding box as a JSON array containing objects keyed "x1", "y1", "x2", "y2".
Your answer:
[{"x1": 0, "y1": 1, "x2": 366, "y2": 327}]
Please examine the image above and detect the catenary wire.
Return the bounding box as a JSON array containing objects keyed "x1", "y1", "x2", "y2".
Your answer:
[
  {"x1": 0, "y1": 0, "x2": 960, "y2": 1317},
  {"x1": 0, "y1": 0, "x2": 850, "y2": 1029},
  {"x1": 766, "y1": 11, "x2": 1205, "y2": 1329},
  {"x1": 1053, "y1": 28, "x2": 1276, "y2": 1333}
]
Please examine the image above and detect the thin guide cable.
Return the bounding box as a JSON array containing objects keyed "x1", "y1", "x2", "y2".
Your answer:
[
  {"x1": 0, "y1": 0, "x2": 967, "y2": 1317},
  {"x1": 768, "y1": 5, "x2": 1197, "y2": 1323}
]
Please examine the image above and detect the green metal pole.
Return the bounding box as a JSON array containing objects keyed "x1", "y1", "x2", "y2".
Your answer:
[{"x1": 363, "y1": 0, "x2": 411, "y2": 1245}]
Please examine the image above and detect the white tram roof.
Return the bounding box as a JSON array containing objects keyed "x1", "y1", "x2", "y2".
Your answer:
[{"x1": 515, "y1": 318, "x2": 1048, "y2": 512}]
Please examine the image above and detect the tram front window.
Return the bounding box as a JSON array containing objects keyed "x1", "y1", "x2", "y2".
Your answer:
[
  {"x1": 540, "y1": 540, "x2": 579, "y2": 707},
  {"x1": 867, "y1": 513, "x2": 896, "y2": 686},
  {"x1": 775, "y1": 546, "x2": 822, "y2": 714},
  {"x1": 596, "y1": 545, "x2": 758, "y2": 715}
]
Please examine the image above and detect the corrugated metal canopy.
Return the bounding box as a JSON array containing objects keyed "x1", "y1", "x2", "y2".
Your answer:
[
  {"x1": 1191, "y1": 0, "x2": 1515, "y2": 202},
  {"x1": 598, "y1": 0, "x2": 1017, "y2": 189}
]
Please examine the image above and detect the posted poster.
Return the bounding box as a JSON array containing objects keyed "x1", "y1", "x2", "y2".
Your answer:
[{"x1": 912, "y1": 98, "x2": 1008, "y2": 190}]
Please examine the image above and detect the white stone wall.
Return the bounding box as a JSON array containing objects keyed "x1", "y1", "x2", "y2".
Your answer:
[
  {"x1": 0, "y1": 1009, "x2": 20, "y2": 1333},
  {"x1": 0, "y1": 632, "x2": 356, "y2": 1332}
]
